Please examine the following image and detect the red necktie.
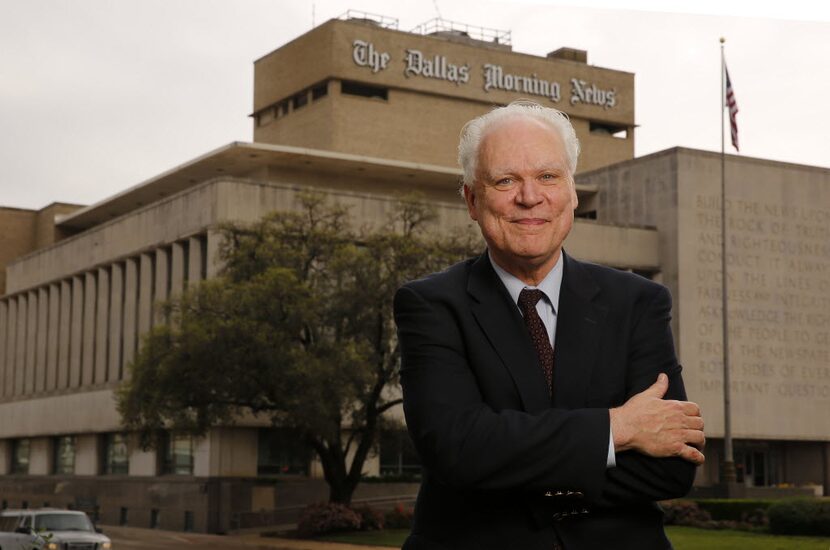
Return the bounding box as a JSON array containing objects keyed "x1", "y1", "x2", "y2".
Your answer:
[{"x1": 518, "y1": 288, "x2": 553, "y2": 396}]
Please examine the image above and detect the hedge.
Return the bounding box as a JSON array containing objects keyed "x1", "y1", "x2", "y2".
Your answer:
[
  {"x1": 767, "y1": 499, "x2": 830, "y2": 536},
  {"x1": 693, "y1": 499, "x2": 775, "y2": 521}
]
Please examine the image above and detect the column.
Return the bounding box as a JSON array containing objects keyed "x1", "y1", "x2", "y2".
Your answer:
[
  {"x1": 0, "y1": 300, "x2": 7, "y2": 398},
  {"x1": 0, "y1": 440, "x2": 10, "y2": 475},
  {"x1": 74, "y1": 434, "x2": 100, "y2": 476},
  {"x1": 108, "y1": 263, "x2": 124, "y2": 383},
  {"x1": 25, "y1": 290, "x2": 37, "y2": 394},
  {"x1": 15, "y1": 293, "x2": 28, "y2": 395},
  {"x1": 205, "y1": 230, "x2": 223, "y2": 278},
  {"x1": 29, "y1": 438, "x2": 51, "y2": 475},
  {"x1": 35, "y1": 287, "x2": 49, "y2": 393},
  {"x1": 46, "y1": 283, "x2": 60, "y2": 391},
  {"x1": 121, "y1": 258, "x2": 138, "y2": 380},
  {"x1": 153, "y1": 247, "x2": 169, "y2": 326},
  {"x1": 94, "y1": 267, "x2": 110, "y2": 384},
  {"x1": 81, "y1": 272, "x2": 96, "y2": 387},
  {"x1": 3, "y1": 298, "x2": 15, "y2": 398},
  {"x1": 137, "y1": 253, "x2": 153, "y2": 340},
  {"x1": 187, "y1": 236, "x2": 204, "y2": 285},
  {"x1": 170, "y1": 242, "x2": 185, "y2": 298},
  {"x1": 57, "y1": 279, "x2": 72, "y2": 389},
  {"x1": 69, "y1": 276, "x2": 84, "y2": 388}
]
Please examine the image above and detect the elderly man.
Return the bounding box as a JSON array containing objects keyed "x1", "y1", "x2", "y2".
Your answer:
[{"x1": 393, "y1": 101, "x2": 704, "y2": 549}]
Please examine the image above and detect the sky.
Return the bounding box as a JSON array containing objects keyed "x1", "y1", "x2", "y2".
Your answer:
[{"x1": 0, "y1": 0, "x2": 827, "y2": 210}]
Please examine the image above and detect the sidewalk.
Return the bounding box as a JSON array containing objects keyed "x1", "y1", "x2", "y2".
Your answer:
[{"x1": 230, "y1": 532, "x2": 399, "y2": 550}]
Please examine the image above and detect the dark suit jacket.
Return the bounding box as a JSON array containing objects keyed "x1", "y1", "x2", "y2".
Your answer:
[{"x1": 393, "y1": 251, "x2": 696, "y2": 550}]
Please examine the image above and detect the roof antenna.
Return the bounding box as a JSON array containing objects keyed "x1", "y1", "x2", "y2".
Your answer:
[{"x1": 432, "y1": 0, "x2": 442, "y2": 19}]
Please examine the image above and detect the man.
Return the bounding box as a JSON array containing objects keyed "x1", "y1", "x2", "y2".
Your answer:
[{"x1": 393, "y1": 101, "x2": 705, "y2": 549}]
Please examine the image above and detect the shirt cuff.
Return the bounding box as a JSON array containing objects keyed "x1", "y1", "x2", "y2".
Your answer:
[{"x1": 606, "y1": 423, "x2": 617, "y2": 468}]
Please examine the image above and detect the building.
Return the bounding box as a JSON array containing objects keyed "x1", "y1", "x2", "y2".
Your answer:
[{"x1": 0, "y1": 12, "x2": 828, "y2": 533}]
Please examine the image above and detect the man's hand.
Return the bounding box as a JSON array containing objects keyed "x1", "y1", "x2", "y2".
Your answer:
[{"x1": 609, "y1": 373, "x2": 705, "y2": 465}]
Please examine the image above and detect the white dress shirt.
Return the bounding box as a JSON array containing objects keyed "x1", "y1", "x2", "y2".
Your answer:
[{"x1": 489, "y1": 252, "x2": 616, "y2": 468}]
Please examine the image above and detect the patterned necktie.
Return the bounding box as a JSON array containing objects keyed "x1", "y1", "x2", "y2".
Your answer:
[{"x1": 517, "y1": 288, "x2": 554, "y2": 396}]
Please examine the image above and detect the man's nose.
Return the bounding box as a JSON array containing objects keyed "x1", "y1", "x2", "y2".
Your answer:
[{"x1": 515, "y1": 179, "x2": 544, "y2": 207}]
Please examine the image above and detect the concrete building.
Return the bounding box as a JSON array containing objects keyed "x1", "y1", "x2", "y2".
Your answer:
[{"x1": 0, "y1": 12, "x2": 828, "y2": 533}]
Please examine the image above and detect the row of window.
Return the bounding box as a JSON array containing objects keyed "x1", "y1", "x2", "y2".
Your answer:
[
  {"x1": 5, "y1": 428, "x2": 420, "y2": 478},
  {"x1": 8, "y1": 432, "x2": 194, "y2": 476},
  {"x1": 254, "y1": 80, "x2": 389, "y2": 127}
]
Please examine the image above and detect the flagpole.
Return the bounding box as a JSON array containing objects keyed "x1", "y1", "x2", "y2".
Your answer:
[{"x1": 720, "y1": 37, "x2": 736, "y2": 485}]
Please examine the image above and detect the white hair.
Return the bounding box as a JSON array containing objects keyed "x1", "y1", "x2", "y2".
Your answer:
[{"x1": 457, "y1": 100, "x2": 580, "y2": 190}]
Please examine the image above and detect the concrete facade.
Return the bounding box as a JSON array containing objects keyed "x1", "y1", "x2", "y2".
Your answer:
[
  {"x1": 0, "y1": 12, "x2": 827, "y2": 532},
  {"x1": 578, "y1": 148, "x2": 830, "y2": 493},
  {"x1": 252, "y1": 18, "x2": 634, "y2": 174}
]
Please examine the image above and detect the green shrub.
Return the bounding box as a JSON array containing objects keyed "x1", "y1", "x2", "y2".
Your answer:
[
  {"x1": 693, "y1": 499, "x2": 774, "y2": 521},
  {"x1": 352, "y1": 504, "x2": 385, "y2": 531},
  {"x1": 662, "y1": 500, "x2": 712, "y2": 526},
  {"x1": 768, "y1": 499, "x2": 830, "y2": 536},
  {"x1": 297, "y1": 502, "x2": 361, "y2": 537},
  {"x1": 384, "y1": 503, "x2": 414, "y2": 529}
]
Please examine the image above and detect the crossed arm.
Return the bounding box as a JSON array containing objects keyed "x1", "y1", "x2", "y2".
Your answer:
[{"x1": 394, "y1": 283, "x2": 704, "y2": 506}]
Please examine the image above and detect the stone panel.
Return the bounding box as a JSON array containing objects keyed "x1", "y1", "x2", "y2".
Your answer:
[
  {"x1": 46, "y1": 284, "x2": 60, "y2": 391},
  {"x1": 121, "y1": 258, "x2": 138, "y2": 379},
  {"x1": 25, "y1": 290, "x2": 37, "y2": 394},
  {"x1": 108, "y1": 262, "x2": 123, "y2": 383},
  {"x1": 57, "y1": 280, "x2": 72, "y2": 390},
  {"x1": 69, "y1": 276, "x2": 84, "y2": 388},
  {"x1": 81, "y1": 272, "x2": 96, "y2": 387},
  {"x1": 35, "y1": 287, "x2": 48, "y2": 393}
]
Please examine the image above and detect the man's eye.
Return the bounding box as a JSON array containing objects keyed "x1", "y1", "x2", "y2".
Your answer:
[
  {"x1": 495, "y1": 178, "x2": 512, "y2": 186},
  {"x1": 540, "y1": 173, "x2": 557, "y2": 181}
]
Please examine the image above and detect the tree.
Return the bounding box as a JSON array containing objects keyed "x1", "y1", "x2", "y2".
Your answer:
[{"x1": 117, "y1": 193, "x2": 477, "y2": 504}]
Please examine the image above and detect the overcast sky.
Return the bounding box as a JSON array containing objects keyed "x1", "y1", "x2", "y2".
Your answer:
[{"x1": 1, "y1": 0, "x2": 827, "y2": 210}]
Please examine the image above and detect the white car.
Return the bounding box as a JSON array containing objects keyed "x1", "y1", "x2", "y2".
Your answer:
[{"x1": 0, "y1": 510, "x2": 111, "y2": 550}]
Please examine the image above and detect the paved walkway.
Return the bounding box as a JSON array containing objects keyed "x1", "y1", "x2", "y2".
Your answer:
[
  {"x1": 231, "y1": 532, "x2": 398, "y2": 550},
  {"x1": 104, "y1": 525, "x2": 398, "y2": 550}
]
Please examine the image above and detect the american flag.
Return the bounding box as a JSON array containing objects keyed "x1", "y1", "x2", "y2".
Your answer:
[{"x1": 724, "y1": 63, "x2": 739, "y2": 151}]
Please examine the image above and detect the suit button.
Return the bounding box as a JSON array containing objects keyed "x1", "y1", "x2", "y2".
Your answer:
[
  {"x1": 544, "y1": 491, "x2": 552, "y2": 497},
  {"x1": 555, "y1": 490, "x2": 564, "y2": 496},
  {"x1": 574, "y1": 491, "x2": 584, "y2": 497}
]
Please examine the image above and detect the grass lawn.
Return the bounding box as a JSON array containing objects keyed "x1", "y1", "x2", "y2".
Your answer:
[
  {"x1": 667, "y1": 526, "x2": 830, "y2": 550},
  {"x1": 319, "y1": 527, "x2": 830, "y2": 548}
]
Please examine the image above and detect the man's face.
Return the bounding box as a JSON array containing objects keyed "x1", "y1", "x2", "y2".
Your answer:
[{"x1": 463, "y1": 117, "x2": 578, "y2": 281}]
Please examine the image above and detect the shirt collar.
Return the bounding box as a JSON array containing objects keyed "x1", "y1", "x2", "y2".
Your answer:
[{"x1": 488, "y1": 251, "x2": 564, "y2": 314}]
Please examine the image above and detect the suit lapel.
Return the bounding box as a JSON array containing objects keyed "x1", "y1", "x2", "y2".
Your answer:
[
  {"x1": 553, "y1": 252, "x2": 608, "y2": 409},
  {"x1": 467, "y1": 253, "x2": 551, "y2": 414}
]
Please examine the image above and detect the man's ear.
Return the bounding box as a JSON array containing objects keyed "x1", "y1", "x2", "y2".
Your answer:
[
  {"x1": 463, "y1": 183, "x2": 479, "y2": 221},
  {"x1": 569, "y1": 178, "x2": 579, "y2": 211}
]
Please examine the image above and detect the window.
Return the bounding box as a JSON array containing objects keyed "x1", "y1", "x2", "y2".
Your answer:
[
  {"x1": 379, "y1": 430, "x2": 422, "y2": 476},
  {"x1": 183, "y1": 510, "x2": 194, "y2": 532},
  {"x1": 276, "y1": 100, "x2": 289, "y2": 118},
  {"x1": 11, "y1": 439, "x2": 30, "y2": 474},
  {"x1": 312, "y1": 82, "x2": 328, "y2": 101},
  {"x1": 101, "y1": 433, "x2": 129, "y2": 474},
  {"x1": 119, "y1": 507, "x2": 128, "y2": 526},
  {"x1": 53, "y1": 435, "x2": 75, "y2": 474},
  {"x1": 257, "y1": 428, "x2": 311, "y2": 476},
  {"x1": 150, "y1": 508, "x2": 160, "y2": 529},
  {"x1": 589, "y1": 121, "x2": 628, "y2": 139},
  {"x1": 161, "y1": 433, "x2": 194, "y2": 475},
  {"x1": 291, "y1": 91, "x2": 308, "y2": 110},
  {"x1": 341, "y1": 80, "x2": 388, "y2": 100}
]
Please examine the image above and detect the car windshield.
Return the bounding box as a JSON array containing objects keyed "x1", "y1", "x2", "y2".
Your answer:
[{"x1": 33, "y1": 514, "x2": 93, "y2": 532}]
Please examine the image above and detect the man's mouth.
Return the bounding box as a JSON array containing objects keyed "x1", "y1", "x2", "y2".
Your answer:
[{"x1": 512, "y1": 218, "x2": 548, "y2": 225}]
